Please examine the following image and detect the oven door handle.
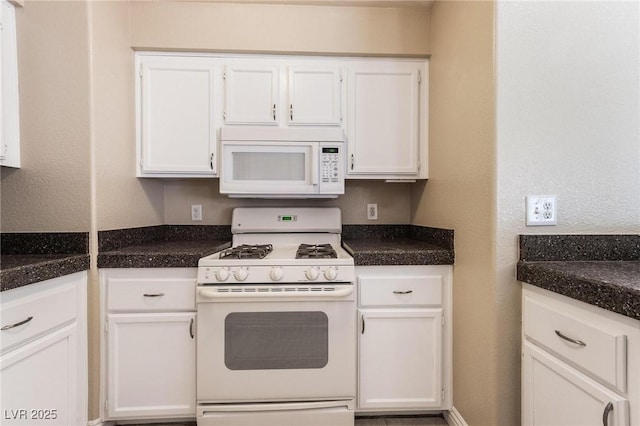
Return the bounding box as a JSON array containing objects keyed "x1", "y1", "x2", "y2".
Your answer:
[{"x1": 198, "y1": 286, "x2": 353, "y2": 299}]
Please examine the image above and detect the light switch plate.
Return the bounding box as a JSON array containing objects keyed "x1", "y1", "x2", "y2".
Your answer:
[{"x1": 526, "y1": 196, "x2": 557, "y2": 226}]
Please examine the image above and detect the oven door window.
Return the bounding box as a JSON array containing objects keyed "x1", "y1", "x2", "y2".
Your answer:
[{"x1": 225, "y1": 311, "x2": 328, "y2": 370}]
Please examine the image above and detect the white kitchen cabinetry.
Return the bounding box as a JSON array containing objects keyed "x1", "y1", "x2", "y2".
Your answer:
[
  {"x1": 136, "y1": 55, "x2": 218, "y2": 177},
  {"x1": 102, "y1": 268, "x2": 197, "y2": 421},
  {"x1": 135, "y1": 52, "x2": 429, "y2": 180},
  {"x1": 287, "y1": 66, "x2": 342, "y2": 126},
  {"x1": 346, "y1": 60, "x2": 428, "y2": 180},
  {"x1": 223, "y1": 61, "x2": 279, "y2": 125},
  {"x1": 0, "y1": 272, "x2": 88, "y2": 426},
  {"x1": 356, "y1": 265, "x2": 451, "y2": 412},
  {"x1": 522, "y1": 284, "x2": 640, "y2": 426},
  {"x1": 223, "y1": 59, "x2": 343, "y2": 127},
  {"x1": 0, "y1": 0, "x2": 20, "y2": 168}
]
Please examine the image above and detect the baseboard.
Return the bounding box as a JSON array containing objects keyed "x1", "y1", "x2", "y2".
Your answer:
[
  {"x1": 445, "y1": 407, "x2": 468, "y2": 426},
  {"x1": 87, "y1": 418, "x2": 110, "y2": 426}
]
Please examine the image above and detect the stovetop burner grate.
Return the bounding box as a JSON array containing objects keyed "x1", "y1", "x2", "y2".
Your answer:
[
  {"x1": 296, "y1": 243, "x2": 338, "y2": 259},
  {"x1": 219, "y1": 244, "x2": 274, "y2": 259}
]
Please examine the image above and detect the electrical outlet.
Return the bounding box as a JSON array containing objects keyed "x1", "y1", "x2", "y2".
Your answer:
[
  {"x1": 367, "y1": 203, "x2": 378, "y2": 220},
  {"x1": 191, "y1": 204, "x2": 203, "y2": 221},
  {"x1": 526, "y1": 196, "x2": 556, "y2": 226}
]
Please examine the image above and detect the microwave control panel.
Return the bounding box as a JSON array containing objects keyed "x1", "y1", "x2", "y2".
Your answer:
[{"x1": 320, "y1": 144, "x2": 344, "y2": 194}]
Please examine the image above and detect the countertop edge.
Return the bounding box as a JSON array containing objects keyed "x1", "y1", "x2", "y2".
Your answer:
[
  {"x1": 517, "y1": 261, "x2": 640, "y2": 321},
  {"x1": 0, "y1": 255, "x2": 90, "y2": 292}
]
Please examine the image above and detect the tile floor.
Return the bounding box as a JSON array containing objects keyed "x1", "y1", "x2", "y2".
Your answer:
[
  {"x1": 127, "y1": 415, "x2": 447, "y2": 426},
  {"x1": 356, "y1": 415, "x2": 447, "y2": 426}
]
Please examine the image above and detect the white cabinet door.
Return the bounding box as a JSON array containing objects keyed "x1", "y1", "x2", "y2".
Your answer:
[
  {"x1": 138, "y1": 55, "x2": 217, "y2": 176},
  {"x1": 106, "y1": 312, "x2": 196, "y2": 419},
  {"x1": 224, "y1": 62, "x2": 279, "y2": 125},
  {"x1": 0, "y1": 324, "x2": 77, "y2": 426},
  {"x1": 347, "y1": 61, "x2": 423, "y2": 177},
  {"x1": 358, "y1": 308, "x2": 442, "y2": 410},
  {"x1": 523, "y1": 341, "x2": 629, "y2": 426},
  {"x1": 288, "y1": 66, "x2": 342, "y2": 126},
  {"x1": 0, "y1": 0, "x2": 20, "y2": 168}
]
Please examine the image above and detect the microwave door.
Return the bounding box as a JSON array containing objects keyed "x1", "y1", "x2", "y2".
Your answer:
[{"x1": 220, "y1": 142, "x2": 318, "y2": 196}]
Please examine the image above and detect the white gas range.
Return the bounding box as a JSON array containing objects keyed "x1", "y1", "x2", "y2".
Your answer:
[{"x1": 196, "y1": 207, "x2": 356, "y2": 426}]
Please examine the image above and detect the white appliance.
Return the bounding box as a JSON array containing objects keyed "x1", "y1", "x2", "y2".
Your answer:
[
  {"x1": 196, "y1": 207, "x2": 356, "y2": 426},
  {"x1": 219, "y1": 127, "x2": 345, "y2": 198}
]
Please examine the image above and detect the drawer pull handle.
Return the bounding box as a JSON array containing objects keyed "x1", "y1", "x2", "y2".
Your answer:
[
  {"x1": 603, "y1": 402, "x2": 613, "y2": 426},
  {"x1": 1, "y1": 316, "x2": 34, "y2": 331},
  {"x1": 393, "y1": 290, "x2": 413, "y2": 295},
  {"x1": 189, "y1": 318, "x2": 195, "y2": 339},
  {"x1": 143, "y1": 293, "x2": 165, "y2": 297},
  {"x1": 555, "y1": 330, "x2": 586, "y2": 347}
]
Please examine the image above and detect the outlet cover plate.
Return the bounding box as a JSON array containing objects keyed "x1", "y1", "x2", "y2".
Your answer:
[{"x1": 526, "y1": 195, "x2": 556, "y2": 226}]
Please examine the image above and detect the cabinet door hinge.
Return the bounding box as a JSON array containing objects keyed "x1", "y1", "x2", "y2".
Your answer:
[
  {"x1": 417, "y1": 161, "x2": 421, "y2": 171},
  {"x1": 223, "y1": 111, "x2": 227, "y2": 121},
  {"x1": 104, "y1": 320, "x2": 108, "y2": 334},
  {"x1": 105, "y1": 400, "x2": 109, "y2": 412},
  {"x1": 339, "y1": 70, "x2": 343, "y2": 83},
  {"x1": 223, "y1": 71, "x2": 226, "y2": 80},
  {"x1": 442, "y1": 388, "x2": 445, "y2": 401},
  {"x1": 139, "y1": 64, "x2": 143, "y2": 79},
  {"x1": 441, "y1": 313, "x2": 445, "y2": 327},
  {"x1": 418, "y1": 69, "x2": 422, "y2": 84}
]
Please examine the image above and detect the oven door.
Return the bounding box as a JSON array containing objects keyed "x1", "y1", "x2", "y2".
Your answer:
[
  {"x1": 196, "y1": 288, "x2": 356, "y2": 403},
  {"x1": 220, "y1": 141, "x2": 319, "y2": 197}
]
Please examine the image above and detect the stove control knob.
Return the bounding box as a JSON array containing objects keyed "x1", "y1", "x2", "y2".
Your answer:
[
  {"x1": 305, "y1": 267, "x2": 320, "y2": 281},
  {"x1": 324, "y1": 267, "x2": 338, "y2": 281},
  {"x1": 235, "y1": 268, "x2": 249, "y2": 281},
  {"x1": 216, "y1": 268, "x2": 230, "y2": 282},
  {"x1": 270, "y1": 266, "x2": 284, "y2": 281}
]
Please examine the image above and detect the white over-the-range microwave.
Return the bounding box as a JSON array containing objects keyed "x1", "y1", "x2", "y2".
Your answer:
[{"x1": 219, "y1": 127, "x2": 345, "y2": 198}]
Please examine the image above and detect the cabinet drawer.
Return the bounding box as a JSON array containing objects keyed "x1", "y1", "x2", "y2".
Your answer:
[
  {"x1": 107, "y1": 277, "x2": 195, "y2": 311},
  {"x1": 523, "y1": 296, "x2": 627, "y2": 393},
  {"x1": 359, "y1": 275, "x2": 442, "y2": 307},
  {"x1": 1, "y1": 282, "x2": 77, "y2": 352}
]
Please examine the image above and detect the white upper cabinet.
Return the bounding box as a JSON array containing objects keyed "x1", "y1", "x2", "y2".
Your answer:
[
  {"x1": 135, "y1": 53, "x2": 428, "y2": 180},
  {"x1": 347, "y1": 60, "x2": 427, "y2": 179},
  {"x1": 0, "y1": 0, "x2": 20, "y2": 168},
  {"x1": 137, "y1": 55, "x2": 218, "y2": 177},
  {"x1": 223, "y1": 60, "x2": 343, "y2": 127},
  {"x1": 223, "y1": 61, "x2": 279, "y2": 125},
  {"x1": 288, "y1": 66, "x2": 342, "y2": 126}
]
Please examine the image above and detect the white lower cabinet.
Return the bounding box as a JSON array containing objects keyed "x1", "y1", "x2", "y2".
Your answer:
[
  {"x1": 0, "y1": 272, "x2": 87, "y2": 426},
  {"x1": 523, "y1": 341, "x2": 629, "y2": 426},
  {"x1": 102, "y1": 268, "x2": 197, "y2": 421},
  {"x1": 106, "y1": 313, "x2": 196, "y2": 418},
  {"x1": 356, "y1": 265, "x2": 452, "y2": 413},
  {"x1": 359, "y1": 308, "x2": 442, "y2": 409},
  {"x1": 522, "y1": 284, "x2": 640, "y2": 426}
]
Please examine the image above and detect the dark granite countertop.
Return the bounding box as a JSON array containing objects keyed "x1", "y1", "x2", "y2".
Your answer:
[
  {"x1": 98, "y1": 240, "x2": 231, "y2": 268},
  {"x1": 517, "y1": 235, "x2": 640, "y2": 321},
  {"x1": 342, "y1": 225, "x2": 454, "y2": 266},
  {"x1": 343, "y1": 239, "x2": 454, "y2": 266},
  {"x1": 1, "y1": 232, "x2": 90, "y2": 292},
  {"x1": 518, "y1": 261, "x2": 640, "y2": 320},
  {"x1": 1, "y1": 254, "x2": 90, "y2": 292}
]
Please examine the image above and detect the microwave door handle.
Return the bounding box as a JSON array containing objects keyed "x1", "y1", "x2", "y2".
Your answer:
[{"x1": 311, "y1": 144, "x2": 319, "y2": 186}]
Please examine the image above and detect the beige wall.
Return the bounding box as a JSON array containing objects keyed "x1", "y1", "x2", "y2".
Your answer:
[
  {"x1": 1, "y1": 1, "x2": 92, "y2": 232},
  {"x1": 164, "y1": 180, "x2": 412, "y2": 225},
  {"x1": 130, "y1": 1, "x2": 431, "y2": 56},
  {"x1": 411, "y1": 1, "x2": 502, "y2": 425},
  {"x1": 90, "y1": 2, "x2": 164, "y2": 232}
]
